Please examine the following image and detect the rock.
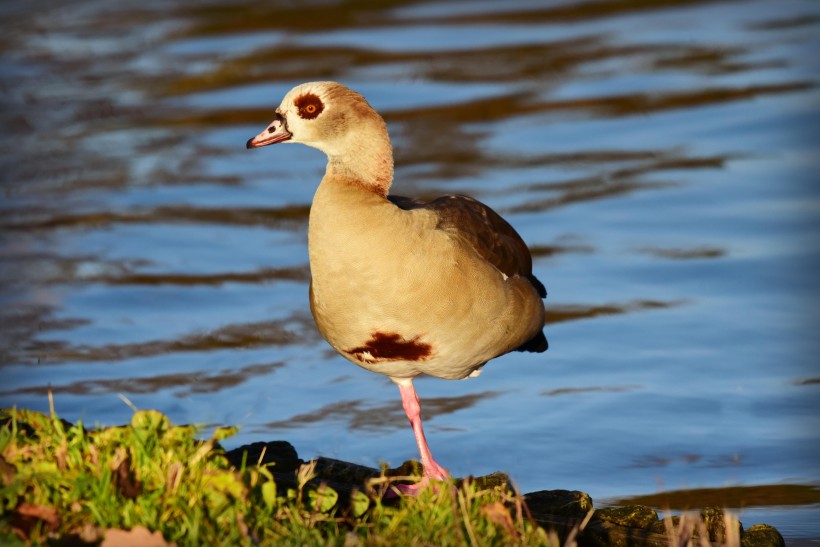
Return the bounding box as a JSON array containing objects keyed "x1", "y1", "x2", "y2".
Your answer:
[
  {"x1": 596, "y1": 505, "x2": 659, "y2": 529},
  {"x1": 701, "y1": 506, "x2": 743, "y2": 542},
  {"x1": 741, "y1": 524, "x2": 785, "y2": 547},
  {"x1": 468, "y1": 471, "x2": 513, "y2": 491},
  {"x1": 224, "y1": 441, "x2": 302, "y2": 474},
  {"x1": 525, "y1": 489, "x2": 594, "y2": 518},
  {"x1": 218, "y1": 445, "x2": 788, "y2": 547},
  {"x1": 314, "y1": 457, "x2": 381, "y2": 486}
]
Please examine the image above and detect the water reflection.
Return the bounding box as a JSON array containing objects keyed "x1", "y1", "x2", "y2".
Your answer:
[
  {"x1": 629, "y1": 452, "x2": 745, "y2": 470},
  {"x1": 543, "y1": 385, "x2": 641, "y2": 397},
  {"x1": 1, "y1": 205, "x2": 310, "y2": 232},
  {"x1": 635, "y1": 246, "x2": 726, "y2": 260},
  {"x1": 88, "y1": 265, "x2": 310, "y2": 287},
  {"x1": 25, "y1": 315, "x2": 314, "y2": 365},
  {"x1": 3, "y1": 362, "x2": 283, "y2": 398},
  {"x1": 529, "y1": 242, "x2": 594, "y2": 258},
  {"x1": 630, "y1": 453, "x2": 705, "y2": 468},
  {"x1": 794, "y1": 377, "x2": 820, "y2": 386},
  {"x1": 264, "y1": 390, "x2": 503, "y2": 433},
  {"x1": 546, "y1": 300, "x2": 684, "y2": 325}
]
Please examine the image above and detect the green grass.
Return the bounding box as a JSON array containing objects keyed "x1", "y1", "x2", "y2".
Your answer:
[{"x1": 0, "y1": 405, "x2": 556, "y2": 546}]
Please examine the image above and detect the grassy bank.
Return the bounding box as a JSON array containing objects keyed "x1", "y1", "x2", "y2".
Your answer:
[
  {"x1": 0, "y1": 405, "x2": 785, "y2": 546},
  {"x1": 0, "y1": 405, "x2": 558, "y2": 545}
]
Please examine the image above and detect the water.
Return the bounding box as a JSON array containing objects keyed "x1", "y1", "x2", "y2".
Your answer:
[{"x1": 2, "y1": 0, "x2": 819, "y2": 539}]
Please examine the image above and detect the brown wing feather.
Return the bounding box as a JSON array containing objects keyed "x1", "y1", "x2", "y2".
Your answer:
[
  {"x1": 389, "y1": 193, "x2": 548, "y2": 353},
  {"x1": 388, "y1": 194, "x2": 547, "y2": 298}
]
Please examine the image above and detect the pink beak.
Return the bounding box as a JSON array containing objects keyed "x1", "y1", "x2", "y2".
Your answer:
[{"x1": 246, "y1": 115, "x2": 292, "y2": 149}]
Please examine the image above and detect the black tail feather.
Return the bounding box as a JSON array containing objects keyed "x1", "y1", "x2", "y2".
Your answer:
[{"x1": 515, "y1": 330, "x2": 548, "y2": 353}]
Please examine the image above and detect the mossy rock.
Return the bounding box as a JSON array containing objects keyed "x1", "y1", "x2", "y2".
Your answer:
[
  {"x1": 742, "y1": 524, "x2": 785, "y2": 547},
  {"x1": 596, "y1": 505, "x2": 659, "y2": 529},
  {"x1": 468, "y1": 471, "x2": 513, "y2": 491},
  {"x1": 701, "y1": 506, "x2": 743, "y2": 542}
]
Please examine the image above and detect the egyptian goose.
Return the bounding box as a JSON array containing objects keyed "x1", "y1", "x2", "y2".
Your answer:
[{"x1": 247, "y1": 82, "x2": 547, "y2": 493}]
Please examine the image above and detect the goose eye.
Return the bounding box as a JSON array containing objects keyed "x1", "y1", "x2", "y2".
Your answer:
[{"x1": 295, "y1": 93, "x2": 324, "y2": 120}]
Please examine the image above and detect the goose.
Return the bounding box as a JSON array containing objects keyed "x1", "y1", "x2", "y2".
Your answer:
[{"x1": 247, "y1": 81, "x2": 547, "y2": 494}]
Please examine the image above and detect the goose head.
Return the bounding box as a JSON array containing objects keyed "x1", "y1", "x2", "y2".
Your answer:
[{"x1": 247, "y1": 81, "x2": 394, "y2": 193}]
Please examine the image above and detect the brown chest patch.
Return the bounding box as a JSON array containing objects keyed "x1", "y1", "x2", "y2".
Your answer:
[{"x1": 347, "y1": 332, "x2": 432, "y2": 364}]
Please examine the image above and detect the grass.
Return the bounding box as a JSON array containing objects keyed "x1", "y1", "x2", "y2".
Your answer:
[
  {"x1": 0, "y1": 404, "x2": 557, "y2": 546},
  {"x1": 1, "y1": 402, "x2": 781, "y2": 546}
]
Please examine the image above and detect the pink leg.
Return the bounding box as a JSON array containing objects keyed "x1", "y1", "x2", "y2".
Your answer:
[{"x1": 392, "y1": 380, "x2": 450, "y2": 494}]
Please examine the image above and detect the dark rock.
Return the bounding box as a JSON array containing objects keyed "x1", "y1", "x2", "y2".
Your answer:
[
  {"x1": 525, "y1": 489, "x2": 594, "y2": 517},
  {"x1": 225, "y1": 441, "x2": 302, "y2": 474},
  {"x1": 741, "y1": 524, "x2": 785, "y2": 547},
  {"x1": 314, "y1": 457, "x2": 381, "y2": 485}
]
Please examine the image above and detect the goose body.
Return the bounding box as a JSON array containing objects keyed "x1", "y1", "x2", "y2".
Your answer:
[{"x1": 248, "y1": 81, "x2": 547, "y2": 492}]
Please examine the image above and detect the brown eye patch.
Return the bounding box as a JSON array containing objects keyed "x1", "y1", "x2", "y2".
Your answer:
[{"x1": 294, "y1": 93, "x2": 324, "y2": 120}]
